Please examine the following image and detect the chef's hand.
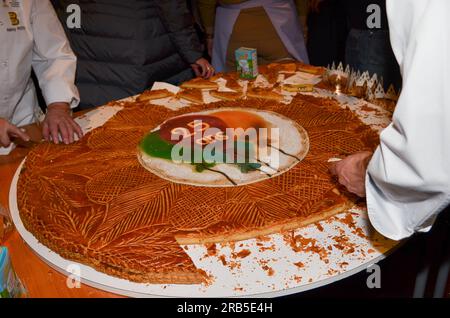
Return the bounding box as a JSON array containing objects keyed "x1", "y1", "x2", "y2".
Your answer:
[
  {"x1": 42, "y1": 102, "x2": 83, "y2": 145},
  {"x1": 330, "y1": 151, "x2": 373, "y2": 198},
  {"x1": 0, "y1": 118, "x2": 31, "y2": 148},
  {"x1": 191, "y1": 58, "x2": 215, "y2": 79}
]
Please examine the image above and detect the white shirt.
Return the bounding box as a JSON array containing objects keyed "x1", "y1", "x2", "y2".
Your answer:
[
  {"x1": 366, "y1": 0, "x2": 450, "y2": 240},
  {"x1": 0, "y1": 0, "x2": 78, "y2": 127}
]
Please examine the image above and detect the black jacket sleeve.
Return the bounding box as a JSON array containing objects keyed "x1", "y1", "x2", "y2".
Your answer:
[{"x1": 155, "y1": 0, "x2": 204, "y2": 64}]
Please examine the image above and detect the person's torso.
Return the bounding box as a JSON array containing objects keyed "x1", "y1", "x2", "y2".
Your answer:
[
  {"x1": 53, "y1": 0, "x2": 194, "y2": 108},
  {"x1": 0, "y1": 0, "x2": 36, "y2": 121}
]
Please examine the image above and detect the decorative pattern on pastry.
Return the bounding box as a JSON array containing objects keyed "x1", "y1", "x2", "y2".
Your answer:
[{"x1": 17, "y1": 95, "x2": 379, "y2": 285}]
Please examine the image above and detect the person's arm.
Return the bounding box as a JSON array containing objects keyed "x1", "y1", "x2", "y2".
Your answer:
[
  {"x1": 331, "y1": 0, "x2": 450, "y2": 241},
  {"x1": 155, "y1": 0, "x2": 214, "y2": 78},
  {"x1": 30, "y1": 0, "x2": 82, "y2": 144},
  {"x1": 30, "y1": 0, "x2": 79, "y2": 110},
  {"x1": 155, "y1": 0, "x2": 204, "y2": 65},
  {"x1": 365, "y1": 0, "x2": 450, "y2": 240}
]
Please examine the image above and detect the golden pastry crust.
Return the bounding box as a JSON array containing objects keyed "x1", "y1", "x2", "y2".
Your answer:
[
  {"x1": 282, "y1": 84, "x2": 315, "y2": 93},
  {"x1": 297, "y1": 63, "x2": 326, "y2": 76},
  {"x1": 247, "y1": 87, "x2": 284, "y2": 102},
  {"x1": 209, "y1": 90, "x2": 244, "y2": 101},
  {"x1": 268, "y1": 62, "x2": 298, "y2": 74},
  {"x1": 136, "y1": 89, "x2": 174, "y2": 102},
  {"x1": 175, "y1": 189, "x2": 353, "y2": 245},
  {"x1": 224, "y1": 78, "x2": 243, "y2": 92},
  {"x1": 18, "y1": 94, "x2": 379, "y2": 285},
  {"x1": 180, "y1": 77, "x2": 219, "y2": 90},
  {"x1": 177, "y1": 89, "x2": 204, "y2": 104}
]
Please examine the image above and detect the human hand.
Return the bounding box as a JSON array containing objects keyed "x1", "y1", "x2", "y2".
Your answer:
[
  {"x1": 0, "y1": 118, "x2": 30, "y2": 147},
  {"x1": 191, "y1": 58, "x2": 215, "y2": 79},
  {"x1": 330, "y1": 151, "x2": 373, "y2": 197},
  {"x1": 42, "y1": 102, "x2": 83, "y2": 145}
]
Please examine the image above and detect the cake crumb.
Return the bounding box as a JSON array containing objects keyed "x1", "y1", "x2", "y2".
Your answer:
[
  {"x1": 262, "y1": 265, "x2": 275, "y2": 277},
  {"x1": 233, "y1": 249, "x2": 251, "y2": 259},
  {"x1": 198, "y1": 269, "x2": 214, "y2": 287},
  {"x1": 315, "y1": 223, "x2": 324, "y2": 232},
  {"x1": 219, "y1": 255, "x2": 227, "y2": 266},
  {"x1": 293, "y1": 275, "x2": 302, "y2": 283},
  {"x1": 294, "y1": 262, "x2": 305, "y2": 269},
  {"x1": 205, "y1": 243, "x2": 217, "y2": 257}
]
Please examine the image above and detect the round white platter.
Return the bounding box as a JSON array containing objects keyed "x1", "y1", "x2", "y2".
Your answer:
[{"x1": 9, "y1": 86, "x2": 399, "y2": 297}]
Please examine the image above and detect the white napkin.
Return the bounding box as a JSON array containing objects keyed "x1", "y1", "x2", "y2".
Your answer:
[
  {"x1": 203, "y1": 78, "x2": 237, "y2": 104},
  {"x1": 151, "y1": 81, "x2": 180, "y2": 94},
  {"x1": 283, "y1": 72, "x2": 322, "y2": 86},
  {"x1": 75, "y1": 106, "x2": 123, "y2": 135},
  {"x1": 149, "y1": 82, "x2": 189, "y2": 110},
  {"x1": 254, "y1": 74, "x2": 271, "y2": 88}
]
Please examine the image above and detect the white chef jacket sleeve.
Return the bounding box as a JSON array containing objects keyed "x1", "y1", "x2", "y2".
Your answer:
[
  {"x1": 30, "y1": 0, "x2": 79, "y2": 109},
  {"x1": 366, "y1": 0, "x2": 450, "y2": 241}
]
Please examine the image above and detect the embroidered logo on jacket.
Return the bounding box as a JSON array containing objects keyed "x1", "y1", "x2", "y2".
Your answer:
[{"x1": 8, "y1": 11, "x2": 19, "y2": 26}]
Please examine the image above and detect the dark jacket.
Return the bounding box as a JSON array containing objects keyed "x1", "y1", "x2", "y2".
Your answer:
[{"x1": 52, "y1": 0, "x2": 203, "y2": 109}]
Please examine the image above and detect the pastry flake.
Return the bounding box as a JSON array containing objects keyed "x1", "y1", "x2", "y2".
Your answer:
[
  {"x1": 180, "y1": 77, "x2": 219, "y2": 90},
  {"x1": 137, "y1": 89, "x2": 174, "y2": 102},
  {"x1": 177, "y1": 89, "x2": 204, "y2": 104}
]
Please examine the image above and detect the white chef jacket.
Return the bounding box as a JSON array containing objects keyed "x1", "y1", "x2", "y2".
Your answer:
[
  {"x1": 366, "y1": 0, "x2": 450, "y2": 241},
  {"x1": 0, "y1": 0, "x2": 79, "y2": 127}
]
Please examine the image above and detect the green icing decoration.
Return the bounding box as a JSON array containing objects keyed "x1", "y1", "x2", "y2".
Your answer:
[
  {"x1": 236, "y1": 162, "x2": 262, "y2": 173},
  {"x1": 140, "y1": 131, "x2": 174, "y2": 160},
  {"x1": 193, "y1": 162, "x2": 217, "y2": 173}
]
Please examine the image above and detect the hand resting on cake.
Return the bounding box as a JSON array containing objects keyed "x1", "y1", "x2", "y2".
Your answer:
[{"x1": 42, "y1": 103, "x2": 83, "y2": 145}]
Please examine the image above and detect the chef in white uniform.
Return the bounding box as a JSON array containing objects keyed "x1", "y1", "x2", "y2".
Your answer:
[
  {"x1": 332, "y1": 0, "x2": 450, "y2": 241},
  {"x1": 0, "y1": 0, "x2": 82, "y2": 148}
]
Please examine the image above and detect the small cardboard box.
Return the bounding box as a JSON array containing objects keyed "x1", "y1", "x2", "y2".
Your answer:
[
  {"x1": 0, "y1": 247, "x2": 27, "y2": 298},
  {"x1": 235, "y1": 47, "x2": 259, "y2": 79}
]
